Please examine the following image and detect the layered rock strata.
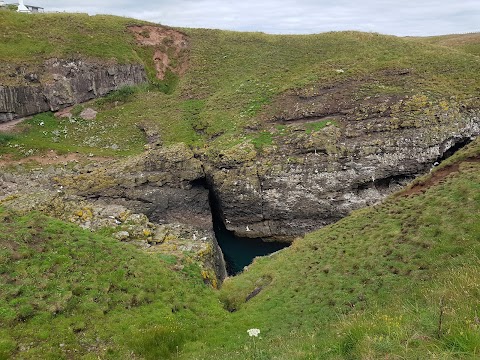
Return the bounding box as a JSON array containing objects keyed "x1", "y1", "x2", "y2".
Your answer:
[{"x1": 206, "y1": 94, "x2": 480, "y2": 241}]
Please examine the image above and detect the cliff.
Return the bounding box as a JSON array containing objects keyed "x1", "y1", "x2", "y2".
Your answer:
[
  {"x1": 0, "y1": 60, "x2": 147, "y2": 123},
  {"x1": 206, "y1": 88, "x2": 480, "y2": 240},
  {"x1": 1, "y1": 17, "x2": 480, "y2": 281}
]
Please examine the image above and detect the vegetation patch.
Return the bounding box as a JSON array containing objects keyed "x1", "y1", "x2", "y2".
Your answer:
[
  {"x1": 0, "y1": 134, "x2": 15, "y2": 146},
  {"x1": 0, "y1": 208, "x2": 224, "y2": 359},
  {"x1": 250, "y1": 131, "x2": 273, "y2": 150},
  {"x1": 1, "y1": 110, "x2": 145, "y2": 158},
  {"x1": 305, "y1": 119, "x2": 336, "y2": 134},
  {"x1": 95, "y1": 85, "x2": 139, "y2": 106}
]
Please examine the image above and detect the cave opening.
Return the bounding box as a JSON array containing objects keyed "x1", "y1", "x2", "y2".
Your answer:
[
  {"x1": 437, "y1": 137, "x2": 473, "y2": 163},
  {"x1": 208, "y1": 191, "x2": 290, "y2": 276}
]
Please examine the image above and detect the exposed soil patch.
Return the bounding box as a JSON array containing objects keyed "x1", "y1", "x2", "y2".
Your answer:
[
  {"x1": 0, "y1": 117, "x2": 28, "y2": 132},
  {"x1": 400, "y1": 155, "x2": 480, "y2": 197},
  {"x1": 129, "y1": 25, "x2": 189, "y2": 80}
]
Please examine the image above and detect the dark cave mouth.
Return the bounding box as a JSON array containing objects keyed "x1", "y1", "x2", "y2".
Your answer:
[{"x1": 208, "y1": 193, "x2": 290, "y2": 276}]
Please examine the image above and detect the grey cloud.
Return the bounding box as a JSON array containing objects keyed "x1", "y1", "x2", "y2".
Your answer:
[{"x1": 33, "y1": 0, "x2": 480, "y2": 35}]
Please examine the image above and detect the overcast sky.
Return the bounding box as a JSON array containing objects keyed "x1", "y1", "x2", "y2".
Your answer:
[{"x1": 31, "y1": 0, "x2": 479, "y2": 36}]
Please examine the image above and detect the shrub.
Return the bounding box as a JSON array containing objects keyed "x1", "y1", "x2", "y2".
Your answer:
[{"x1": 96, "y1": 85, "x2": 137, "y2": 106}]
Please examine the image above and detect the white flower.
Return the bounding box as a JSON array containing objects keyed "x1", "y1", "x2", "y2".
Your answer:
[{"x1": 247, "y1": 328, "x2": 260, "y2": 337}]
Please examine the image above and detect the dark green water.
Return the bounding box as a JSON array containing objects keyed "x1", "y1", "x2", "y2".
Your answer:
[{"x1": 212, "y1": 215, "x2": 289, "y2": 275}]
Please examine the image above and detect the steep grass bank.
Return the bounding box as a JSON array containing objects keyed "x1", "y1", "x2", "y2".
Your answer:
[{"x1": 0, "y1": 209, "x2": 226, "y2": 359}]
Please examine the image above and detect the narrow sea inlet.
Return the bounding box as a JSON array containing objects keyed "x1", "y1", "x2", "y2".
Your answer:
[{"x1": 211, "y1": 212, "x2": 289, "y2": 275}]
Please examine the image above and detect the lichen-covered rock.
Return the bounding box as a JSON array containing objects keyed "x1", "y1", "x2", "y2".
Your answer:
[
  {"x1": 79, "y1": 107, "x2": 97, "y2": 120},
  {"x1": 147, "y1": 223, "x2": 227, "y2": 286},
  {"x1": 2, "y1": 88, "x2": 479, "y2": 282}
]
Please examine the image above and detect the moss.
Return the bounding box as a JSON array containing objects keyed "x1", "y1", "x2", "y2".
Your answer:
[{"x1": 208, "y1": 141, "x2": 258, "y2": 166}]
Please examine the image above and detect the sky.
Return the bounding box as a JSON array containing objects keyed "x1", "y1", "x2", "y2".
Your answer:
[{"x1": 30, "y1": 0, "x2": 480, "y2": 36}]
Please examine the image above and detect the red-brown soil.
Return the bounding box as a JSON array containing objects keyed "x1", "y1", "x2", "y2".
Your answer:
[
  {"x1": 129, "y1": 25, "x2": 189, "y2": 80},
  {"x1": 400, "y1": 155, "x2": 480, "y2": 197}
]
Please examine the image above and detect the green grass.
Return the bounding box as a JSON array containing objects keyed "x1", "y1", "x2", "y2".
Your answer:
[
  {"x1": 0, "y1": 208, "x2": 225, "y2": 359},
  {"x1": 0, "y1": 133, "x2": 16, "y2": 146},
  {"x1": 0, "y1": 111, "x2": 145, "y2": 157},
  {"x1": 251, "y1": 131, "x2": 274, "y2": 150},
  {"x1": 1, "y1": 13, "x2": 480, "y2": 359},
  {"x1": 1, "y1": 140, "x2": 479, "y2": 359},
  {"x1": 305, "y1": 119, "x2": 336, "y2": 134},
  {"x1": 192, "y1": 139, "x2": 480, "y2": 359},
  {"x1": 0, "y1": 12, "x2": 146, "y2": 66},
  {"x1": 95, "y1": 85, "x2": 139, "y2": 106},
  {"x1": 2, "y1": 17, "x2": 480, "y2": 159},
  {"x1": 418, "y1": 33, "x2": 480, "y2": 57}
]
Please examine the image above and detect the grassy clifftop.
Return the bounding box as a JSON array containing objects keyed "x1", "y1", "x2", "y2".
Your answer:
[
  {"x1": 1, "y1": 13, "x2": 480, "y2": 158},
  {"x1": 0, "y1": 12, "x2": 148, "y2": 64},
  {"x1": 419, "y1": 33, "x2": 480, "y2": 57}
]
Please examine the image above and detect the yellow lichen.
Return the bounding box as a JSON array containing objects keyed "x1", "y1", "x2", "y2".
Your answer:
[{"x1": 143, "y1": 229, "x2": 152, "y2": 237}]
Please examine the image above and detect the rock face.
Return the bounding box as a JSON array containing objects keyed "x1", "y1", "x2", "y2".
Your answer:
[
  {"x1": 2, "y1": 69, "x2": 480, "y2": 282},
  {"x1": 206, "y1": 94, "x2": 480, "y2": 241},
  {"x1": 56, "y1": 143, "x2": 212, "y2": 230},
  {"x1": 1, "y1": 104, "x2": 478, "y2": 282},
  {"x1": 0, "y1": 156, "x2": 227, "y2": 285},
  {"x1": 47, "y1": 104, "x2": 480, "y2": 244},
  {"x1": 0, "y1": 59, "x2": 147, "y2": 123}
]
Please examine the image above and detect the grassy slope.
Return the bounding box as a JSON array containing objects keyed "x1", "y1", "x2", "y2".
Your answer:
[
  {"x1": 1, "y1": 14, "x2": 480, "y2": 158},
  {"x1": 0, "y1": 12, "x2": 146, "y2": 67},
  {"x1": 0, "y1": 209, "x2": 226, "y2": 359},
  {"x1": 196, "y1": 138, "x2": 480, "y2": 359},
  {"x1": 418, "y1": 33, "x2": 480, "y2": 57},
  {"x1": 86, "y1": 29, "x2": 480, "y2": 152},
  {"x1": 1, "y1": 141, "x2": 478, "y2": 359},
  {"x1": 0, "y1": 12, "x2": 160, "y2": 158}
]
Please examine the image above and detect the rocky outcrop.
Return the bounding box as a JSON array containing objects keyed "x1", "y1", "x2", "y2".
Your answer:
[
  {"x1": 39, "y1": 101, "x2": 480, "y2": 244},
  {"x1": 0, "y1": 158, "x2": 227, "y2": 285},
  {"x1": 2, "y1": 80, "x2": 479, "y2": 283},
  {"x1": 206, "y1": 96, "x2": 480, "y2": 241},
  {"x1": 0, "y1": 59, "x2": 146, "y2": 123},
  {"x1": 54, "y1": 143, "x2": 211, "y2": 229}
]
